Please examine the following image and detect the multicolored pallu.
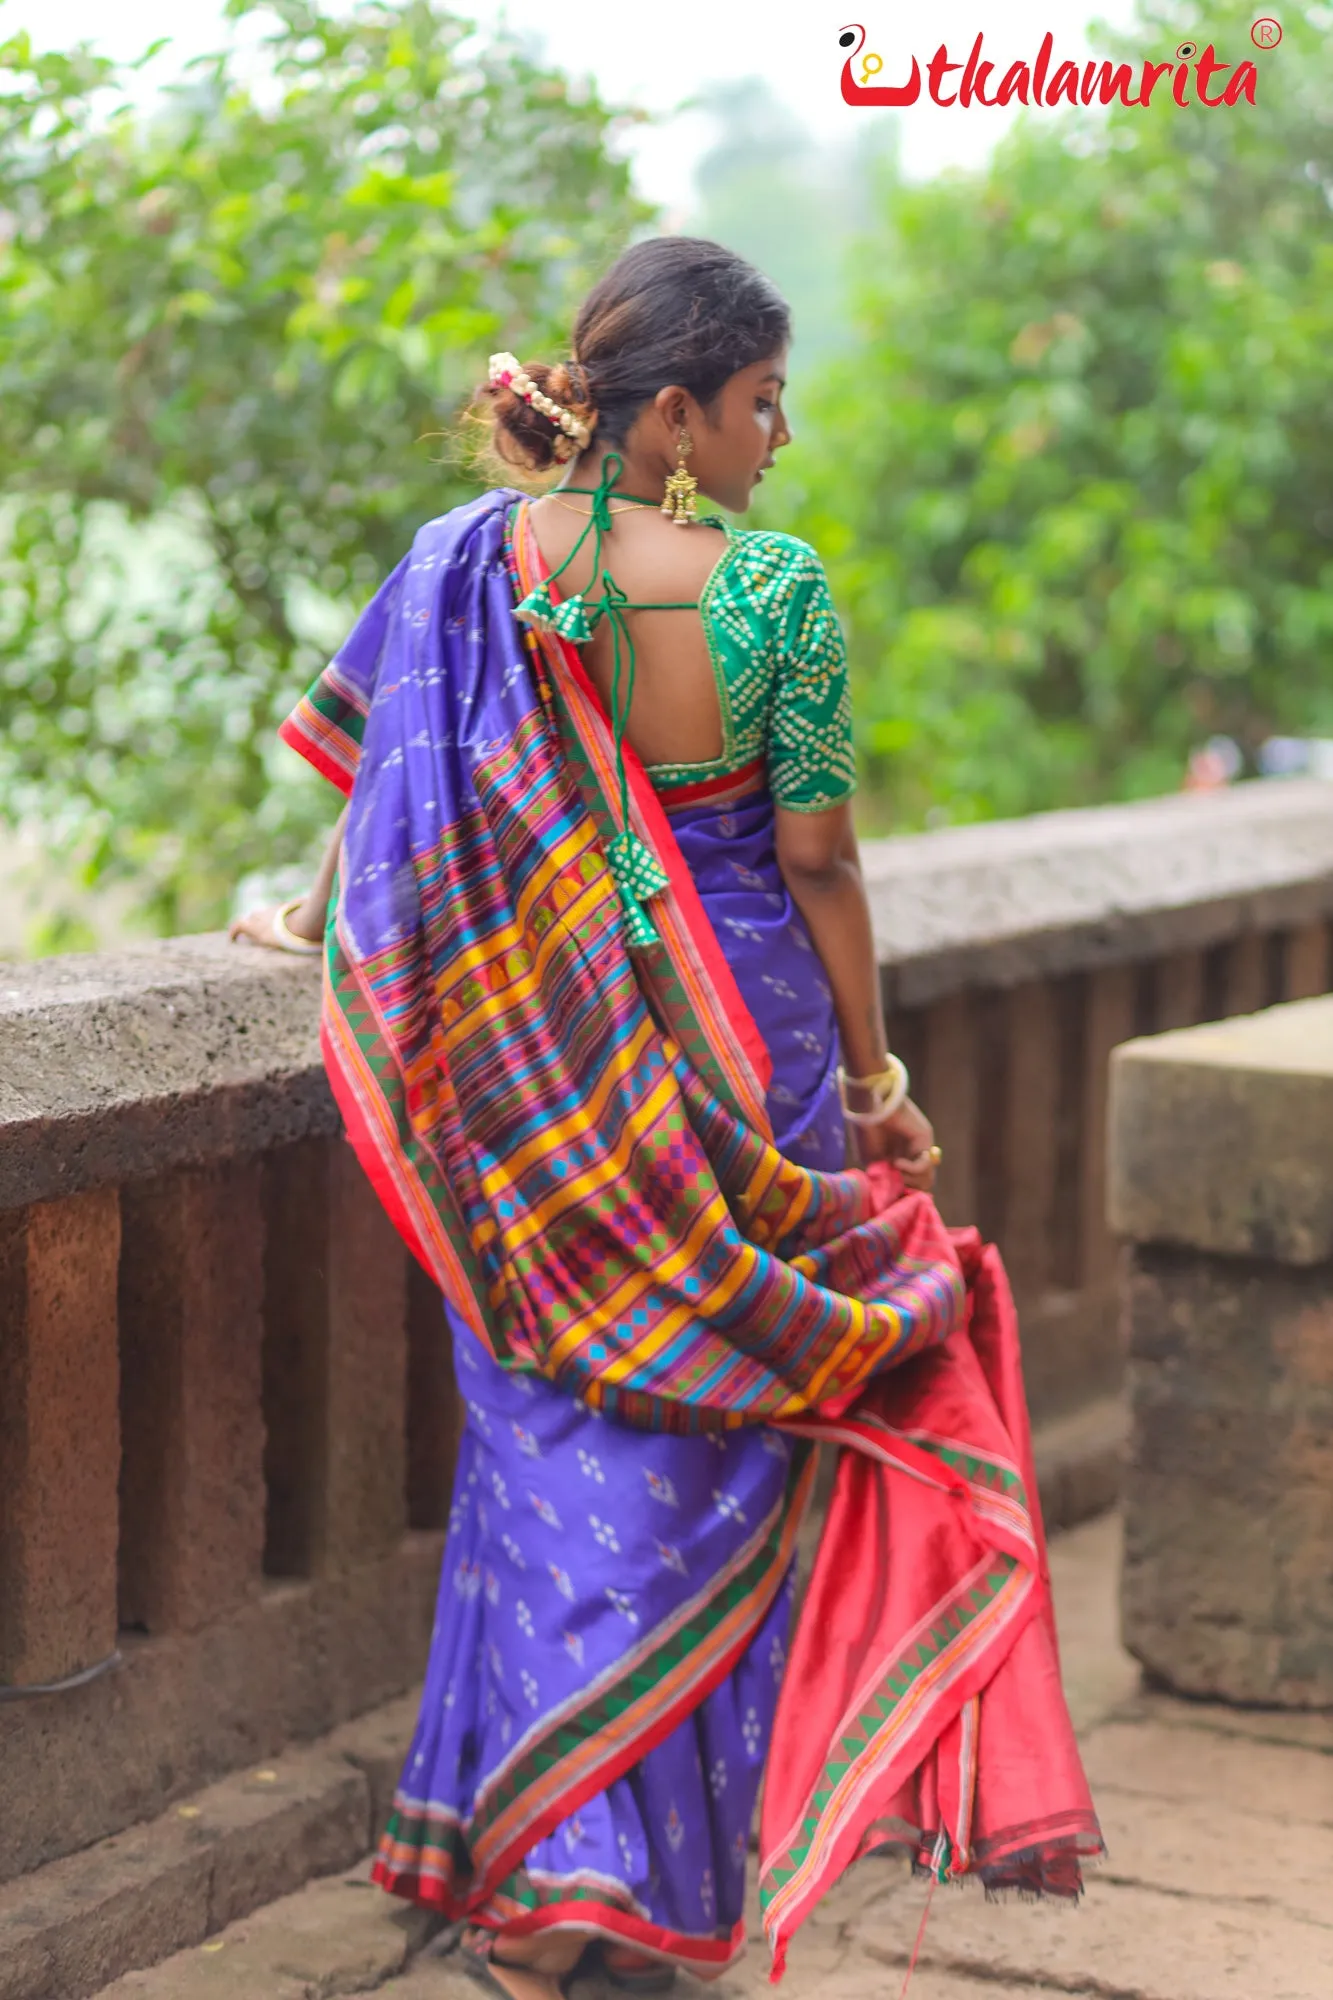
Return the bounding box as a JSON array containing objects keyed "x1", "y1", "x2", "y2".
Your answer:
[{"x1": 279, "y1": 489, "x2": 1103, "y2": 1977}]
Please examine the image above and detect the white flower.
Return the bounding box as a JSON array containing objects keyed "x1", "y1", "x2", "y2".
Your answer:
[
  {"x1": 516, "y1": 1599, "x2": 534, "y2": 1637},
  {"x1": 589, "y1": 1513, "x2": 621, "y2": 1552}
]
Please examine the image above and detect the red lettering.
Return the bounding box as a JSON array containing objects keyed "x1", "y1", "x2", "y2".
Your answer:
[
  {"x1": 927, "y1": 43, "x2": 962, "y2": 106},
  {"x1": 1224, "y1": 60, "x2": 1258, "y2": 105},
  {"x1": 1032, "y1": 30, "x2": 1053, "y2": 102},
  {"x1": 996, "y1": 59, "x2": 1031, "y2": 106},
  {"x1": 1171, "y1": 60, "x2": 1192, "y2": 107},
  {"x1": 1194, "y1": 45, "x2": 1231, "y2": 106},
  {"x1": 1090, "y1": 61, "x2": 1137, "y2": 106},
  {"x1": 1044, "y1": 59, "x2": 1080, "y2": 106},
  {"x1": 959, "y1": 34, "x2": 998, "y2": 106},
  {"x1": 1138, "y1": 60, "x2": 1174, "y2": 105}
]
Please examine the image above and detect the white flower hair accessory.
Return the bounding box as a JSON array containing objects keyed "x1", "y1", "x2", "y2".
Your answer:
[{"x1": 488, "y1": 352, "x2": 592, "y2": 461}]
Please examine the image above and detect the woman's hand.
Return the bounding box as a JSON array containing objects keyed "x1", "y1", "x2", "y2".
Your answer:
[
  {"x1": 854, "y1": 1095, "x2": 938, "y2": 1191},
  {"x1": 228, "y1": 901, "x2": 322, "y2": 953}
]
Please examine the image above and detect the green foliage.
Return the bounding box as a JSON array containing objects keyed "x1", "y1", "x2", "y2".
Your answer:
[
  {"x1": 0, "y1": 0, "x2": 649, "y2": 930},
  {"x1": 687, "y1": 79, "x2": 899, "y2": 384},
  {"x1": 775, "y1": 0, "x2": 1333, "y2": 827}
]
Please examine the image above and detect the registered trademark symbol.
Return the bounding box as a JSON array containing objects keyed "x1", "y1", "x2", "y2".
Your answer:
[{"x1": 1251, "y1": 15, "x2": 1282, "y2": 46}]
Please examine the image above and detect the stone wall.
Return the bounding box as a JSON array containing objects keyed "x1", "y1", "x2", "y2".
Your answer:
[
  {"x1": 869, "y1": 778, "x2": 1333, "y2": 1418},
  {"x1": 2, "y1": 780, "x2": 1331, "y2": 1885},
  {"x1": 0, "y1": 941, "x2": 455, "y2": 1885},
  {"x1": 1109, "y1": 994, "x2": 1333, "y2": 1705}
]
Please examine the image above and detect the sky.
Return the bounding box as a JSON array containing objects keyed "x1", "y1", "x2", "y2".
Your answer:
[{"x1": 1, "y1": 0, "x2": 1148, "y2": 205}]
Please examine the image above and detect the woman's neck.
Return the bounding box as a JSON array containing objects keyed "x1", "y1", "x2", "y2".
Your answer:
[{"x1": 556, "y1": 447, "x2": 665, "y2": 504}]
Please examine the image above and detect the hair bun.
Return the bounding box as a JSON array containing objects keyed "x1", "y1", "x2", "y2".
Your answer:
[{"x1": 480, "y1": 354, "x2": 597, "y2": 474}]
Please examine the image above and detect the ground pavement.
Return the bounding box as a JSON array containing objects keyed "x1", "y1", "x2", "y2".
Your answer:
[{"x1": 94, "y1": 1514, "x2": 1333, "y2": 2000}]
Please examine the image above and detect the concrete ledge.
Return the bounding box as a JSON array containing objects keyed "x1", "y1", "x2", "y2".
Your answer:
[
  {"x1": 3, "y1": 780, "x2": 1330, "y2": 1213},
  {"x1": 862, "y1": 779, "x2": 1333, "y2": 1006},
  {"x1": 0, "y1": 937, "x2": 331, "y2": 1212},
  {"x1": 1107, "y1": 995, "x2": 1333, "y2": 1264}
]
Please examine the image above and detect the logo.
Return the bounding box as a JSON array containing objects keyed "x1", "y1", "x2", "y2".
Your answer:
[{"x1": 837, "y1": 23, "x2": 1275, "y2": 109}]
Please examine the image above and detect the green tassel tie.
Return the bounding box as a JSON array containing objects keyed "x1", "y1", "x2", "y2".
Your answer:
[
  {"x1": 549, "y1": 594, "x2": 599, "y2": 644},
  {"x1": 608, "y1": 827, "x2": 670, "y2": 947},
  {"x1": 514, "y1": 580, "x2": 557, "y2": 630},
  {"x1": 516, "y1": 454, "x2": 671, "y2": 953}
]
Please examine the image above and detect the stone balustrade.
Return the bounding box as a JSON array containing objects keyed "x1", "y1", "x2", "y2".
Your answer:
[
  {"x1": 1109, "y1": 993, "x2": 1333, "y2": 1706},
  {"x1": 1, "y1": 776, "x2": 1331, "y2": 1887}
]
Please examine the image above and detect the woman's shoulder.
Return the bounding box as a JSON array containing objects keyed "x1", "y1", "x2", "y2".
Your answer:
[
  {"x1": 725, "y1": 526, "x2": 824, "y2": 577},
  {"x1": 713, "y1": 529, "x2": 828, "y2": 627}
]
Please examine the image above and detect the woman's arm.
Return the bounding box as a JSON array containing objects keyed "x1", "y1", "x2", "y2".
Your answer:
[
  {"x1": 228, "y1": 807, "x2": 347, "y2": 950},
  {"x1": 775, "y1": 800, "x2": 936, "y2": 1185}
]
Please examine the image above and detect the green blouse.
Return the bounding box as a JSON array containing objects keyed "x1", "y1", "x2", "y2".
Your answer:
[{"x1": 645, "y1": 526, "x2": 858, "y2": 814}]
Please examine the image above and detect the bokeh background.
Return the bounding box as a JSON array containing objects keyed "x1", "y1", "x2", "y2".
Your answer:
[{"x1": 1, "y1": 0, "x2": 1330, "y2": 949}]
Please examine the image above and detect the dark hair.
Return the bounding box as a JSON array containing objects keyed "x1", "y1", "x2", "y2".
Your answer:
[{"x1": 480, "y1": 237, "x2": 791, "y2": 474}]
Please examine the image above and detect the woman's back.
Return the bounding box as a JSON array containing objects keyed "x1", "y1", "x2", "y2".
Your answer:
[{"x1": 527, "y1": 500, "x2": 732, "y2": 774}]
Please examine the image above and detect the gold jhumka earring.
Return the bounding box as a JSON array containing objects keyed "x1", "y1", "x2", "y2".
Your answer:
[{"x1": 661, "y1": 427, "x2": 699, "y2": 525}]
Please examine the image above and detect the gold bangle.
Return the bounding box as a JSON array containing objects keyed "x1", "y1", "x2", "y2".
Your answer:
[
  {"x1": 837, "y1": 1055, "x2": 909, "y2": 1127},
  {"x1": 271, "y1": 897, "x2": 322, "y2": 957}
]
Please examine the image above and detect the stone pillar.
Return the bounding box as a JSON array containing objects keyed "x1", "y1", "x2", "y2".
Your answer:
[
  {"x1": 263, "y1": 1138, "x2": 408, "y2": 1577},
  {"x1": 1108, "y1": 995, "x2": 1333, "y2": 1706},
  {"x1": 0, "y1": 1190, "x2": 121, "y2": 1686},
  {"x1": 117, "y1": 1162, "x2": 266, "y2": 1633}
]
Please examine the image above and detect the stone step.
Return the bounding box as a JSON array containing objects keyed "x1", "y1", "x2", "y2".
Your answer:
[
  {"x1": 87, "y1": 1863, "x2": 447, "y2": 2000},
  {"x1": 0, "y1": 1696, "x2": 420, "y2": 2000}
]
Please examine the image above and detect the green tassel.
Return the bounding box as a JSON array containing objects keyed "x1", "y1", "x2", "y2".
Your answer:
[
  {"x1": 549, "y1": 594, "x2": 598, "y2": 644},
  {"x1": 513, "y1": 582, "x2": 556, "y2": 630},
  {"x1": 608, "y1": 829, "x2": 669, "y2": 902},
  {"x1": 608, "y1": 829, "x2": 669, "y2": 950}
]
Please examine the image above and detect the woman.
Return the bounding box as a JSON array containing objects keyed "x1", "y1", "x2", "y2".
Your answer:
[{"x1": 233, "y1": 239, "x2": 1100, "y2": 1999}]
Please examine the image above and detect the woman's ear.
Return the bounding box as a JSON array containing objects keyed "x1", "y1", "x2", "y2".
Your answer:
[{"x1": 653, "y1": 384, "x2": 690, "y2": 434}]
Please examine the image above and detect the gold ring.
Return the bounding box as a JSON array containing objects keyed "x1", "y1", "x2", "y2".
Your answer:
[{"x1": 928, "y1": 1145, "x2": 943, "y2": 1166}]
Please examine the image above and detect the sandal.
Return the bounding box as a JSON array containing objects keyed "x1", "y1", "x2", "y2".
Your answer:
[
  {"x1": 599, "y1": 1946, "x2": 677, "y2": 1994},
  {"x1": 458, "y1": 1927, "x2": 579, "y2": 2000}
]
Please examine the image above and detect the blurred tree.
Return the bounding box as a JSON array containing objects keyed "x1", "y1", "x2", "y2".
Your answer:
[
  {"x1": 777, "y1": 0, "x2": 1333, "y2": 828},
  {"x1": 687, "y1": 78, "x2": 898, "y2": 381},
  {"x1": 0, "y1": 0, "x2": 648, "y2": 932}
]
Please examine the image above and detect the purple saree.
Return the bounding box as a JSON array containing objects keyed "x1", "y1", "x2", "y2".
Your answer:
[{"x1": 380, "y1": 791, "x2": 847, "y2": 1967}]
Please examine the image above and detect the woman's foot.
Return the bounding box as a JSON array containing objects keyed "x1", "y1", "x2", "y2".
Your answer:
[
  {"x1": 601, "y1": 1944, "x2": 677, "y2": 1993},
  {"x1": 459, "y1": 1925, "x2": 585, "y2": 2000}
]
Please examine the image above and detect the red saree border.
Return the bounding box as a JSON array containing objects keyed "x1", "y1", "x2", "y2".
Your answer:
[
  {"x1": 510, "y1": 501, "x2": 774, "y2": 1131},
  {"x1": 759, "y1": 1558, "x2": 1040, "y2": 1964},
  {"x1": 475, "y1": 1901, "x2": 746, "y2": 1981},
  {"x1": 278, "y1": 709, "x2": 356, "y2": 794},
  {"x1": 321, "y1": 936, "x2": 491, "y2": 1338}
]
